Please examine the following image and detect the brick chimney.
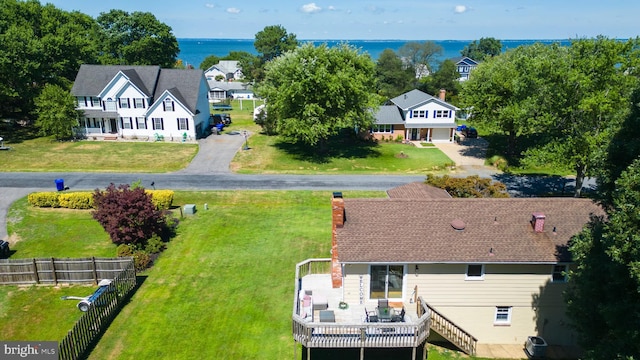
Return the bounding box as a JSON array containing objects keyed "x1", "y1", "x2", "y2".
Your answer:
[
  {"x1": 531, "y1": 212, "x2": 545, "y2": 233},
  {"x1": 439, "y1": 89, "x2": 446, "y2": 101},
  {"x1": 331, "y1": 192, "x2": 344, "y2": 288}
]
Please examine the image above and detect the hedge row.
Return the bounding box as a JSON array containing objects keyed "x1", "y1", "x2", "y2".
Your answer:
[{"x1": 28, "y1": 190, "x2": 174, "y2": 210}]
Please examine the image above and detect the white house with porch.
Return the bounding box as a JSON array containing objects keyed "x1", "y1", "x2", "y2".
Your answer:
[
  {"x1": 71, "y1": 65, "x2": 210, "y2": 141},
  {"x1": 372, "y1": 89, "x2": 458, "y2": 143}
]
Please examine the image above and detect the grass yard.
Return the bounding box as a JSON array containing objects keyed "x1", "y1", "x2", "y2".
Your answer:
[
  {"x1": 232, "y1": 135, "x2": 454, "y2": 174},
  {"x1": 0, "y1": 137, "x2": 198, "y2": 173}
]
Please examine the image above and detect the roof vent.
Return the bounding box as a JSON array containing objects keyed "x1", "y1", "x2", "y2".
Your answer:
[{"x1": 451, "y1": 219, "x2": 465, "y2": 231}]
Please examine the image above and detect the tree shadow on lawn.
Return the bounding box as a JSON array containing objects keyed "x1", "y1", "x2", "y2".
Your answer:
[
  {"x1": 274, "y1": 133, "x2": 382, "y2": 164},
  {"x1": 0, "y1": 120, "x2": 40, "y2": 144}
]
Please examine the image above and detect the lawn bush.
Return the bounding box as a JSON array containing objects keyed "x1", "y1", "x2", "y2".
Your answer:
[
  {"x1": 132, "y1": 250, "x2": 152, "y2": 271},
  {"x1": 27, "y1": 192, "x2": 61, "y2": 207},
  {"x1": 146, "y1": 190, "x2": 174, "y2": 210},
  {"x1": 117, "y1": 244, "x2": 134, "y2": 257},
  {"x1": 58, "y1": 192, "x2": 94, "y2": 209}
]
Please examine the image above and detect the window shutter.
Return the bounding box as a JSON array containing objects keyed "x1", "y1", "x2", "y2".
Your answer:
[
  {"x1": 152, "y1": 120, "x2": 156, "y2": 130},
  {"x1": 409, "y1": 111, "x2": 413, "y2": 118},
  {"x1": 433, "y1": 110, "x2": 437, "y2": 117},
  {"x1": 176, "y1": 119, "x2": 180, "y2": 129},
  {"x1": 120, "y1": 118, "x2": 124, "y2": 128},
  {"x1": 391, "y1": 126, "x2": 394, "y2": 133},
  {"x1": 161, "y1": 119, "x2": 164, "y2": 130},
  {"x1": 127, "y1": 98, "x2": 130, "y2": 108},
  {"x1": 186, "y1": 120, "x2": 189, "y2": 131},
  {"x1": 162, "y1": 102, "x2": 166, "y2": 111},
  {"x1": 135, "y1": 119, "x2": 139, "y2": 129}
]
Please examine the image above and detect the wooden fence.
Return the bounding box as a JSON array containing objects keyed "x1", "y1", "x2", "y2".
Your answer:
[
  {"x1": 0, "y1": 257, "x2": 132, "y2": 285},
  {"x1": 58, "y1": 258, "x2": 137, "y2": 360}
]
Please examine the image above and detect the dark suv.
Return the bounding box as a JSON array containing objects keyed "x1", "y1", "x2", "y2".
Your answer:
[
  {"x1": 211, "y1": 113, "x2": 232, "y2": 125},
  {"x1": 464, "y1": 127, "x2": 478, "y2": 138}
]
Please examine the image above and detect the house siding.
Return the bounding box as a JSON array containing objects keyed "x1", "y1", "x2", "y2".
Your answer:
[{"x1": 341, "y1": 262, "x2": 576, "y2": 346}]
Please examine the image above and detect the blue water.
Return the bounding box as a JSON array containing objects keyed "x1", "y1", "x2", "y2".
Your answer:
[{"x1": 177, "y1": 38, "x2": 572, "y2": 69}]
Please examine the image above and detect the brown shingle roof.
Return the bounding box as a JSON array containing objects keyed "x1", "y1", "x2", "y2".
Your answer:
[
  {"x1": 336, "y1": 198, "x2": 604, "y2": 264},
  {"x1": 386, "y1": 182, "x2": 451, "y2": 199}
]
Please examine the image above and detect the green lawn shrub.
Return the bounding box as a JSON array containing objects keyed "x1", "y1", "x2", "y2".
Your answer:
[
  {"x1": 58, "y1": 192, "x2": 94, "y2": 209},
  {"x1": 27, "y1": 190, "x2": 173, "y2": 210}
]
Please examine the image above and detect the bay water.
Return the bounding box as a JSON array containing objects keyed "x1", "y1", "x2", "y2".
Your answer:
[{"x1": 177, "y1": 38, "x2": 571, "y2": 69}]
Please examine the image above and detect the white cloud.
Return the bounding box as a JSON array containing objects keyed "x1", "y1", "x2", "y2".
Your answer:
[
  {"x1": 454, "y1": 5, "x2": 467, "y2": 14},
  {"x1": 301, "y1": 3, "x2": 322, "y2": 14},
  {"x1": 328, "y1": 5, "x2": 336, "y2": 11},
  {"x1": 205, "y1": 3, "x2": 214, "y2": 8},
  {"x1": 226, "y1": 7, "x2": 240, "y2": 14}
]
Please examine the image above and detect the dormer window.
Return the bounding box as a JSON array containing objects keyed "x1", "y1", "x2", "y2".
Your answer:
[{"x1": 163, "y1": 98, "x2": 174, "y2": 112}]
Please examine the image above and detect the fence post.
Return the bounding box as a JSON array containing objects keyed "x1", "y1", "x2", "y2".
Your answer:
[
  {"x1": 51, "y1": 258, "x2": 58, "y2": 285},
  {"x1": 92, "y1": 257, "x2": 98, "y2": 285},
  {"x1": 32, "y1": 258, "x2": 40, "y2": 284}
]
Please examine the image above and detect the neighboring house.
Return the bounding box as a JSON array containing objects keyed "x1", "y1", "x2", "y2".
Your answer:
[
  {"x1": 293, "y1": 190, "x2": 603, "y2": 356},
  {"x1": 450, "y1": 56, "x2": 479, "y2": 81},
  {"x1": 373, "y1": 89, "x2": 458, "y2": 143},
  {"x1": 204, "y1": 60, "x2": 243, "y2": 81},
  {"x1": 71, "y1": 65, "x2": 211, "y2": 141},
  {"x1": 207, "y1": 80, "x2": 254, "y2": 102}
]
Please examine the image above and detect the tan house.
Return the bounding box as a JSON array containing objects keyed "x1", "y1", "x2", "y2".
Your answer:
[{"x1": 293, "y1": 190, "x2": 603, "y2": 358}]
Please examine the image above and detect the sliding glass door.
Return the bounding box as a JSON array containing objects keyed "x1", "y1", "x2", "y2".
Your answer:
[{"x1": 370, "y1": 265, "x2": 404, "y2": 299}]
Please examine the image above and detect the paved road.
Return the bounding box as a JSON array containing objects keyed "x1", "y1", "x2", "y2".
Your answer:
[{"x1": 0, "y1": 134, "x2": 596, "y2": 239}]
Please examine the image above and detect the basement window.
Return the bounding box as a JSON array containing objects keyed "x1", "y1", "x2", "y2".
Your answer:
[{"x1": 494, "y1": 306, "x2": 512, "y2": 325}]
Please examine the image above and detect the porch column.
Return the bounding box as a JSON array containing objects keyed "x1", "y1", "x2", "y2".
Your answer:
[
  {"x1": 405, "y1": 129, "x2": 409, "y2": 140},
  {"x1": 427, "y1": 128, "x2": 431, "y2": 142}
]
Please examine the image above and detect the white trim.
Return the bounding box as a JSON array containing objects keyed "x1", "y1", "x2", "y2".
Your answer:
[{"x1": 494, "y1": 306, "x2": 512, "y2": 325}]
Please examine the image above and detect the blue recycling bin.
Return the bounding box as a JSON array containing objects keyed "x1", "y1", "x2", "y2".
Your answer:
[{"x1": 55, "y1": 178, "x2": 64, "y2": 191}]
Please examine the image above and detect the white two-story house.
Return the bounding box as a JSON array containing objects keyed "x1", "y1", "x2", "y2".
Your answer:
[
  {"x1": 71, "y1": 65, "x2": 210, "y2": 141},
  {"x1": 372, "y1": 89, "x2": 458, "y2": 143}
]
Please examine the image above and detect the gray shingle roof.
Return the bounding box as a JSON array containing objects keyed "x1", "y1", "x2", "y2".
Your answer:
[
  {"x1": 336, "y1": 197, "x2": 604, "y2": 264},
  {"x1": 386, "y1": 182, "x2": 451, "y2": 199},
  {"x1": 388, "y1": 89, "x2": 457, "y2": 111},
  {"x1": 374, "y1": 105, "x2": 404, "y2": 124},
  {"x1": 71, "y1": 65, "x2": 205, "y2": 113}
]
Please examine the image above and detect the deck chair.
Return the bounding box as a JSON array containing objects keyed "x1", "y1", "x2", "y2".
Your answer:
[
  {"x1": 392, "y1": 306, "x2": 406, "y2": 322},
  {"x1": 377, "y1": 299, "x2": 389, "y2": 309},
  {"x1": 365, "y1": 308, "x2": 378, "y2": 323}
]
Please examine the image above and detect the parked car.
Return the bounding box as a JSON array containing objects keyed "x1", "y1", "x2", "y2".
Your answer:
[
  {"x1": 464, "y1": 127, "x2": 478, "y2": 138},
  {"x1": 212, "y1": 113, "x2": 231, "y2": 125}
]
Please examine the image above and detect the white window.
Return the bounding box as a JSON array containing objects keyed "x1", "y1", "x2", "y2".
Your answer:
[
  {"x1": 134, "y1": 98, "x2": 145, "y2": 108},
  {"x1": 177, "y1": 118, "x2": 189, "y2": 130},
  {"x1": 494, "y1": 306, "x2": 512, "y2": 325},
  {"x1": 119, "y1": 98, "x2": 130, "y2": 109},
  {"x1": 415, "y1": 110, "x2": 426, "y2": 118},
  {"x1": 152, "y1": 118, "x2": 164, "y2": 130},
  {"x1": 552, "y1": 264, "x2": 568, "y2": 283},
  {"x1": 465, "y1": 264, "x2": 484, "y2": 280},
  {"x1": 105, "y1": 99, "x2": 116, "y2": 111},
  {"x1": 121, "y1": 117, "x2": 132, "y2": 129},
  {"x1": 136, "y1": 117, "x2": 147, "y2": 129},
  {"x1": 374, "y1": 124, "x2": 392, "y2": 133},
  {"x1": 435, "y1": 110, "x2": 450, "y2": 118},
  {"x1": 163, "y1": 98, "x2": 174, "y2": 111}
]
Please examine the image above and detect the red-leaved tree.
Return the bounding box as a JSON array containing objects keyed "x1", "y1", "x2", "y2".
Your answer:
[{"x1": 92, "y1": 183, "x2": 167, "y2": 246}]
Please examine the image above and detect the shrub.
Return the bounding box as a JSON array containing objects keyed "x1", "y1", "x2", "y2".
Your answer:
[
  {"x1": 28, "y1": 192, "x2": 61, "y2": 207},
  {"x1": 146, "y1": 190, "x2": 174, "y2": 210},
  {"x1": 116, "y1": 244, "x2": 135, "y2": 257},
  {"x1": 395, "y1": 134, "x2": 404, "y2": 142},
  {"x1": 426, "y1": 175, "x2": 509, "y2": 198},
  {"x1": 92, "y1": 183, "x2": 168, "y2": 246},
  {"x1": 133, "y1": 250, "x2": 152, "y2": 271},
  {"x1": 58, "y1": 192, "x2": 94, "y2": 209},
  {"x1": 145, "y1": 235, "x2": 166, "y2": 254}
]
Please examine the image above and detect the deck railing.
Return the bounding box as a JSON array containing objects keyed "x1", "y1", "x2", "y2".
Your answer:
[
  {"x1": 424, "y1": 301, "x2": 477, "y2": 355},
  {"x1": 292, "y1": 258, "x2": 430, "y2": 349}
]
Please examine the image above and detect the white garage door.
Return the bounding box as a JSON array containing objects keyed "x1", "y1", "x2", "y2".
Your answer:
[{"x1": 431, "y1": 128, "x2": 451, "y2": 143}]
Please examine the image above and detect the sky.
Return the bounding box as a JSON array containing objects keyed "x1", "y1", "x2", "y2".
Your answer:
[{"x1": 44, "y1": 0, "x2": 638, "y2": 40}]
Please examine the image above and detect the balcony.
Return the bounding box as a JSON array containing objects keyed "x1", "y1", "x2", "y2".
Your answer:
[{"x1": 292, "y1": 259, "x2": 430, "y2": 357}]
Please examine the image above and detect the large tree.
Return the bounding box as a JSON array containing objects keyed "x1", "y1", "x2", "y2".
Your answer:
[
  {"x1": 375, "y1": 49, "x2": 414, "y2": 99},
  {"x1": 257, "y1": 43, "x2": 379, "y2": 150},
  {"x1": 0, "y1": 0, "x2": 99, "y2": 119},
  {"x1": 398, "y1": 41, "x2": 443, "y2": 76},
  {"x1": 566, "y1": 159, "x2": 640, "y2": 359},
  {"x1": 254, "y1": 25, "x2": 298, "y2": 62},
  {"x1": 34, "y1": 84, "x2": 79, "y2": 140},
  {"x1": 96, "y1": 10, "x2": 179, "y2": 68},
  {"x1": 460, "y1": 37, "x2": 502, "y2": 61},
  {"x1": 419, "y1": 59, "x2": 461, "y2": 101}
]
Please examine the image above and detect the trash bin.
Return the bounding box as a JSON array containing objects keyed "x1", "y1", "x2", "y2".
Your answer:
[
  {"x1": 55, "y1": 178, "x2": 64, "y2": 191},
  {"x1": 0, "y1": 240, "x2": 9, "y2": 258},
  {"x1": 525, "y1": 336, "x2": 547, "y2": 359}
]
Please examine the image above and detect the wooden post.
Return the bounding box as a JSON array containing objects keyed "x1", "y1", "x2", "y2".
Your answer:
[
  {"x1": 92, "y1": 257, "x2": 98, "y2": 285},
  {"x1": 51, "y1": 258, "x2": 57, "y2": 285},
  {"x1": 32, "y1": 258, "x2": 40, "y2": 284}
]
